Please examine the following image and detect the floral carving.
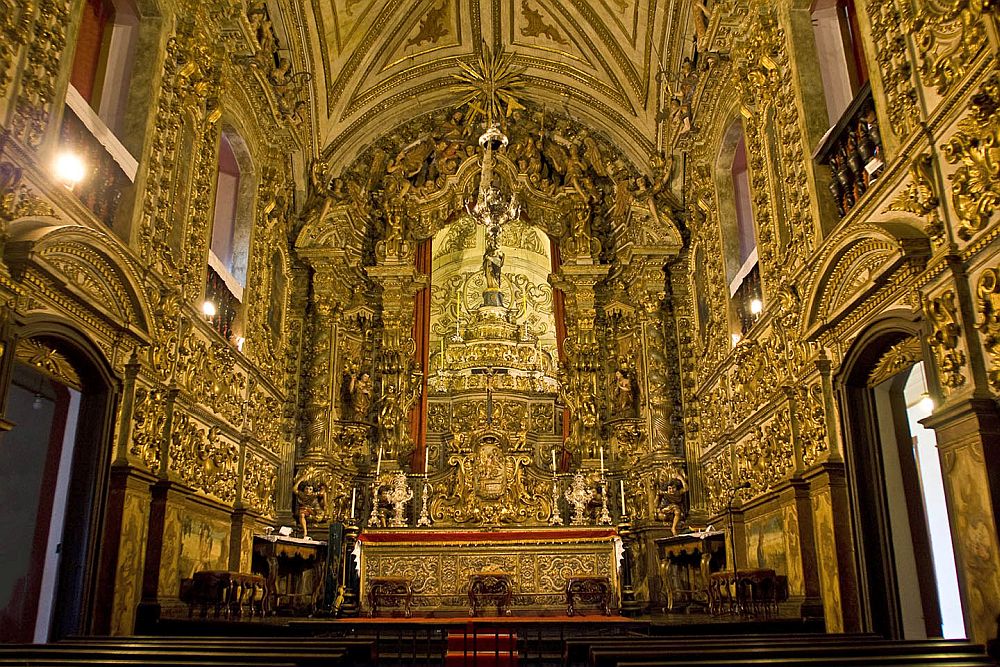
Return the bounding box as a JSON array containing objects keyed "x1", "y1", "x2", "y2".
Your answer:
[
  {"x1": 976, "y1": 267, "x2": 1000, "y2": 393},
  {"x1": 924, "y1": 289, "x2": 967, "y2": 391},
  {"x1": 886, "y1": 153, "x2": 944, "y2": 245},
  {"x1": 942, "y1": 74, "x2": 1000, "y2": 240}
]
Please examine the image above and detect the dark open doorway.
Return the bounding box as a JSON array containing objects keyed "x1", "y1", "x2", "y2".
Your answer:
[{"x1": 0, "y1": 334, "x2": 118, "y2": 642}]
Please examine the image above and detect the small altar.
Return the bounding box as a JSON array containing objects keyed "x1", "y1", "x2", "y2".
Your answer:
[{"x1": 357, "y1": 527, "x2": 621, "y2": 616}]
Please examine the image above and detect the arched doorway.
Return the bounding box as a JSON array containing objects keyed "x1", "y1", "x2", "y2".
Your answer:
[
  {"x1": 837, "y1": 322, "x2": 965, "y2": 639},
  {"x1": 0, "y1": 333, "x2": 118, "y2": 642}
]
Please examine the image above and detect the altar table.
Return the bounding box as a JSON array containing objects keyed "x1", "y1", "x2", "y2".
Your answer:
[
  {"x1": 357, "y1": 528, "x2": 620, "y2": 615},
  {"x1": 252, "y1": 535, "x2": 326, "y2": 615},
  {"x1": 653, "y1": 530, "x2": 726, "y2": 612}
]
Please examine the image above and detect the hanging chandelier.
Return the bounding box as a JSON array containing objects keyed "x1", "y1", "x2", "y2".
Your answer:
[{"x1": 466, "y1": 123, "x2": 520, "y2": 237}]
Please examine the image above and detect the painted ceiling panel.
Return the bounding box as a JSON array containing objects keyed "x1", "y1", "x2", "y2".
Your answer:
[{"x1": 303, "y1": 0, "x2": 679, "y2": 168}]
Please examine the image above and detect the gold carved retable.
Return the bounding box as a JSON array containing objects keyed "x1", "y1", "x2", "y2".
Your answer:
[{"x1": 357, "y1": 528, "x2": 620, "y2": 615}]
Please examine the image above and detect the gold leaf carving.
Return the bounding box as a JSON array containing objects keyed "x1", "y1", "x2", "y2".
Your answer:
[
  {"x1": 975, "y1": 267, "x2": 1000, "y2": 393},
  {"x1": 923, "y1": 289, "x2": 967, "y2": 391},
  {"x1": 868, "y1": 335, "x2": 923, "y2": 387},
  {"x1": 942, "y1": 74, "x2": 1000, "y2": 240}
]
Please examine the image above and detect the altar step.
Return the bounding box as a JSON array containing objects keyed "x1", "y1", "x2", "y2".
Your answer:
[{"x1": 445, "y1": 631, "x2": 519, "y2": 666}]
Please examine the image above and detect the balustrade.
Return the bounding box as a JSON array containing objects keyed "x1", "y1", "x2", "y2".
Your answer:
[{"x1": 815, "y1": 83, "x2": 884, "y2": 219}]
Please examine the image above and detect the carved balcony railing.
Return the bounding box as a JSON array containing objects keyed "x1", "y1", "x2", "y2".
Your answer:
[
  {"x1": 59, "y1": 104, "x2": 131, "y2": 228},
  {"x1": 733, "y1": 263, "x2": 762, "y2": 336},
  {"x1": 814, "y1": 82, "x2": 884, "y2": 219},
  {"x1": 205, "y1": 264, "x2": 240, "y2": 341}
]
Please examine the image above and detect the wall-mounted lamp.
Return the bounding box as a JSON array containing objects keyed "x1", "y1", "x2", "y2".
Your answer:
[{"x1": 53, "y1": 151, "x2": 86, "y2": 188}]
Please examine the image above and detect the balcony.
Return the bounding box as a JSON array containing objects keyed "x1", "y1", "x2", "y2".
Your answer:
[
  {"x1": 732, "y1": 263, "x2": 762, "y2": 336},
  {"x1": 60, "y1": 86, "x2": 136, "y2": 228},
  {"x1": 814, "y1": 82, "x2": 884, "y2": 219},
  {"x1": 205, "y1": 263, "x2": 240, "y2": 342}
]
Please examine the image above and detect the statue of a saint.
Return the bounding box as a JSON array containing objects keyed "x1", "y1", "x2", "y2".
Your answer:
[
  {"x1": 611, "y1": 368, "x2": 640, "y2": 418},
  {"x1": 293, "y1": 481, "x2": 327, "y2": 539},
  {"x1": 342, "y1": 371, "x2": 373, "y2": 421},
  {"x1": 483, "y1": 238, "x2": 504, "y2": 291},
  {"x1": 655, "y1": 473, "x2": 688, "y2": 535}
]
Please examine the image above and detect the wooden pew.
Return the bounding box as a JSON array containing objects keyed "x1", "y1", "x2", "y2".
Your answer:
[
  {"x1": 619, "y1": 658, "x2": 994, "y2": 667},
  {"x1": 0, "y1": 661, "x2": 297, "y2": 667},
  {"x1": 0, "y1": 645, "x2": 346, "y2": 667},
  {"x1": 588, "y1": 640, "x2": 993, "y2": 667},
  {"x1": 563, "y1": 633, "x2": 880, "y2": 667},
  {"x1": 57, "y1": 637, "x2": 375, "y2": 665}
]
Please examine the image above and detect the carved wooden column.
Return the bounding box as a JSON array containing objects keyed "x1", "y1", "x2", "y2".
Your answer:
[
  {"x1": 367, "y1": 204, "x2": 428, "y2": 466},
  {"x1": 551, "y1": 262, "x2": 609, "y2": 458}
]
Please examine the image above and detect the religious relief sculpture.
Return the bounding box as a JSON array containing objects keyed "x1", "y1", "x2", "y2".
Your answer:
[{"x1": 431, "y1": 430, "x2": 551, "y2": 526}]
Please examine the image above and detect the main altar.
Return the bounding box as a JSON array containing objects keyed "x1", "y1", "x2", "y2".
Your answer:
[
  {"x1": 289, "y1": 68, "x2": 687, "y2": 620},
  {"x1": 358, "y1": 528, "x2": 620, "y2": 615}
]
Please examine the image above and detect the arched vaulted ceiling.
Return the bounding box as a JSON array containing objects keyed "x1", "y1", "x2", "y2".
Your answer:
[{"x1": 296, "y1": 0, "x2": 692, "y2": 170}]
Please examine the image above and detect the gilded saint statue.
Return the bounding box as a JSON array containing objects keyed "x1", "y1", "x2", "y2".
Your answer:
[
  {"x1": 483, "y1": 236, "x2": 504, "y2": 291},
  {"x1": 341, "y1": 370, "x2": 373, "y2": 422},
  {"x1": 611, "y1": 368, "x2": 640, "y2": 418}
]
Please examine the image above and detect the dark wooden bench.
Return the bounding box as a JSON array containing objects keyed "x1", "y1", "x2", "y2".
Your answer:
[
  {"x1": 0, "y1": 645, "x2": 346, "y2": 667},
  {"x1": 0, "y1": 661, "x2": 297, "y2": 667},
  {"x1": 619, "y1": 658, "x2": 993, "y2": 667},
  {"x1": 588, "y1": 639, "x2": 993, "y2": 667},
  {"x1": 179, "y1": 570, "x2": 268, "y2": 619},
  {"x1": 563, "y1": 633, "x2": 880, "y2": 666},
  {"x1": 58, "y1": 636, "x2": 375, "y2": 665}
]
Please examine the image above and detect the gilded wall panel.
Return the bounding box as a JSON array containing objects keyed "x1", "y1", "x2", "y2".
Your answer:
[
  {"x1": 168, "y1": 412, "x2": 239, "y2": 503},
  {"x1": 160, "y1": 501, "x2": 231, "y2": 599},
  {"x1": 110, "y1": 488, "x2": 149, "y2": 635},
  {"x1": 810, "y1": 490, "x2": 844, "y2": 632},
  {"x1": 939, "y1": 440, "x2": 1000, "y2": 642},
  {"x1": 242, "y1": 449, "x2": 277, "y2": 517}
]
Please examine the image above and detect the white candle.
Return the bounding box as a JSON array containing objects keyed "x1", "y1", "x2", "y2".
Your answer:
[
  {"x1": 551, "y1": 449, "x2": 557, "y2": 472},
  {"x1": 350, "y1": 487, "x2": 356, "y2": 519},
  {"x1": 600, "y1": 446, "x2": 604, "y2": 475},
  {"x1": 424, "y1": 446, "x2": 429, "y2": 474},
  {"x1": 376, "y1": 446, "x2": 383, "y2": 477},
  {"x1": 620, "y1": 479, "x2": 626, "y2": 514}
]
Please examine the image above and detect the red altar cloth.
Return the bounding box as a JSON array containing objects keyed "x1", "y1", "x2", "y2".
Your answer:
[{"x1": 357, "y1": 528, "x2": 618, "y2": 544}]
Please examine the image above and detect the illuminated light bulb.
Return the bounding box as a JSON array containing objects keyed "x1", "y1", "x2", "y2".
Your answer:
[
  {"x1": 202, "y1": 300, "x2": 217, "y2": 318},
  {"x1": 918, "y1": 393, "x2": 934, "y2": 413},
  {"x1": 53, "y1": 152, "x2": 86, "y2": 187},
  {"x1": 731, "y1": 333, "x2": 742, "y2": 347},
  {"x1": 750, "y1": 298, "x2": 763, "y2": 315},
  {"x1": 235, "y1": 336, "x2": 246, "y2": 352}
]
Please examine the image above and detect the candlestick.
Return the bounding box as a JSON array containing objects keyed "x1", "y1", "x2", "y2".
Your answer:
[
  {"x1": 600, "y1": 446, "x2": 604, "y2": 476},
  {"x1": 350, "y1": 487, "x2": 356, "y2": 519},
  {"x1": 376, "y1": 446, "x2": 382, "y2": 477},
  {"x1": 620, "y1": 479, "x2": 626, "y2": 515}
]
